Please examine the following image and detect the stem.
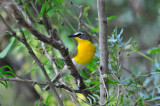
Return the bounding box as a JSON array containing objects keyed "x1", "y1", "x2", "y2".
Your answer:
[
  {"x1": 131, "y1": 48, "x2": 154, "y2": 63},
  {"x1": 136, "y1": 51, "x2": 154, "y2": 63}
]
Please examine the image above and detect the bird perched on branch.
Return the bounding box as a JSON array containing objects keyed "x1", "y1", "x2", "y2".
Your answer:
[{"x1": 45, "y1": 32, "x2": 95, "y2": 90}]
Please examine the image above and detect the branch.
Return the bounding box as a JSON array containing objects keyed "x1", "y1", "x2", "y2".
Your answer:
[
  {"x1": 77, "y1": 6, "x2": 84, "y2": 31},
  {"x1": 0, "y1": 77, "x2": 80, "y2": 93},
  {"x1": 41, "y1": 42, "x2": 80, "y2": 104},
  {"x1": 0, "y1": 12, "x2": 63, "y2": 105},
  {"x1": 97, "y1": 0, "x2": 109, "y2": 105},
  {"x1": 2, "y1": 1, "x2": 93, "y2": 102},
  {"x1": 48, "y1": 1, "x2": 76, "y2": 32},
  {"x1": 98, "y1": 67, "x2": 109, "y2": 99},
  {"x1": 115, "y1": 84, "x2": 121, "y2": 106},
  {"x1": 110, "y1": 67, "x2": 134, "y2": 105},
  {"x1": 0, "y1": 77, "x2": 47, "y2": 85},
  {"x1": 41, "y1": 42, "x2": 59, "y2": 74}
]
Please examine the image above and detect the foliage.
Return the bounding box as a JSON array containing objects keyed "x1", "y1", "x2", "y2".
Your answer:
[
  {"x1": 0, "y1": 0, "x2": 160, "y2": 105},
  {"x1": 0, "y1": 37, "x2": 15, "y2": 58},
  {"x1": 0, "y1": 65, "x2": 15, "y2": 88}
]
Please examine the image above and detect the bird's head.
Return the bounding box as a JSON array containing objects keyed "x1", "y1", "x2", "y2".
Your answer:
[{"x1": 68, "y1": 32, "x2": 92, "y2": 42}]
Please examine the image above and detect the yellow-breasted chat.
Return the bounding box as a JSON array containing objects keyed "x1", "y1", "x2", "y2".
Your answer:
[{"x1": 45, "y1": 32, "x2": 95, "y2": 90}]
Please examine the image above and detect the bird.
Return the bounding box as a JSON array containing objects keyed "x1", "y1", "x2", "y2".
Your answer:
[{"x1": 44, "y1": 31, "x2": 95, "y2": 90}]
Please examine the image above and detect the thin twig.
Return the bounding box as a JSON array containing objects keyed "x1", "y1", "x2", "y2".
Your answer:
[
  {"x1": 11, "y1": 0, "x2": 31, "y2": 24},
  {"x1": 98, "y1": 67, "x2": 109, "y2": 99},
  {"x1": 115, "y1": 84, "x2": 120, "y2": 106},
  {"x1": 57, "y1": 11, "x2": 76, "y2": 32},
  {"x1": 0, "y1": 77, "x2": 47, "y2": 85},
  {"x1": 48, "y1": 0, "x2": 59, "y2": 22},
  {"x1": 41, "y1": 42, "x2": 79, "y2": 104},
  {"x1": 0, "y1": 15, "x2": 20, "y2": 41},
  {"x1": 41, "y1": 42, "x2": 59, "y2": 74},
  {"x1": 110, "y1": 68, "x2": 134, "y2": 105},
  {"x1": 3, "y1": 1, "x2": 92, "y2": 102},
  {"x1": 70, "y1": 0, "x2": 79, "y2": 18},
  {"x1": 71, "y1": 2, "x2": 84, "y2": 31},
  {"x1": 48, "y1": 0, "x2": 76, "y2": 32},
  {"x1": 30, "y1": 1, "x2": 39, "y2": 17},
  {"x1": 67, "y1": 92, "x2": 80, "y2": 106},
  {"x1": 61, "y1": 22, "x2": 70, "y2": 34},
  {"x1": 0, "y1": 77, "x2": 80, "y2": 93},
  {"x1": 77, "y1": 6, "x2": 84, "y2": 31},
  {"x1": 0, "y1": 13, "x2": 63, "y2": 106}
]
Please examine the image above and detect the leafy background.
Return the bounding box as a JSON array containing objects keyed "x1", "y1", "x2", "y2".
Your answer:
[{"x1": 0, "y1": 0, "x2": 160, "y2": 105}]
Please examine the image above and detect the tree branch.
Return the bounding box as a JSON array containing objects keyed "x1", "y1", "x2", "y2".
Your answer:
[
  {"x1": 111, "y1": 67, "x2": 134, "y2": 105},
  {"x1": 0, "y1": 77, "x2": 81, "y2": 93},
  {"x1": 1, "y1": 1, "x2": 93, "y2": 102},
  {"x1": 115, "y1": 84, "x2": 121, "y2": 106},
  {"x1": 97, "y1": 0, "x2": 109, "y2": 105},
  {"x1": 0, "y1": 12, "x2": 63, "y2": 105},
  {"x1": 0, "y1": 77, "x2": 47, "y2": 85}
]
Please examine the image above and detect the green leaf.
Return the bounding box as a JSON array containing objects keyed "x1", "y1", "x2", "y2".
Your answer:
[
  {"x1": 38, "y1": 1, "x2": 49, "y2": 19},
  {"x1": 30, "y1": 68, "x2": 37, "y2": 72},
  {"x1": 137, "y1": 98, "x2": 143, "y2": 105},
  {"x1": 89, "y1": 81, "x2": 100, "y2": 85},
  {"x1": 108, "y1": 80, "x2": 119, "y2": 84},
  {"x1": 43, "y1": 60, "x2": 49, "y2": 65},
  {"x1": 147, "y1": 47, "x2": 160, "y2": 55},
  {"x1": 1, "y1": 71, "x2": 16, "y2": 76},
  {"x1": 85, "y1": 79, "x2": 91, "y2": 83},
  {"x1": 0, "y1": 65, "x2": 13, "y2": 71},
  {"x1": 79, "y1": 70, "x2": 89, "y2": 79},
  {"x1": 0, "y1": 76, "x2": 8, "y2": 88},
  {"x1": 0, "y1": 37, "x2": 15, "y2": 58},
  {"x1": 155, "y1": 58, "x2": 160, "y2": 70},
  {"x1": 107, "y1": 16, "x2": 116, "y2": 21},
  {"x1": 93, "y1": 94, "x2": 100, "y2": 99},
  {"x1": 0, "y1": 65, "x2": 15, "y2": 76},
  {"x1": 35, "y1": 99, "x2": 41, "y2": 106},
  {"x1": 87, "y1": 96, "x2": 93, "y2": 105},
  {"x1": 45, "y1": 94, "x2": 51, "y2": 105},
  {"x1": 84, "y1": 6, "x2": 90, "y2": 17},
  {"x1": 0, "y1": 81, "x2": 8, "y2": 88},
  {"x1": 86, "y1": 84, "x2": 99, "y2": 90},
  {"x1": 148, "y1": 96, "x2": 160, "y2": 101}
]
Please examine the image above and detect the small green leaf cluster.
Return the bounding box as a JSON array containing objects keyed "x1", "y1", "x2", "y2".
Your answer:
[{"x1": 0, "y1": 65, "x2": 15, "y2": 88}]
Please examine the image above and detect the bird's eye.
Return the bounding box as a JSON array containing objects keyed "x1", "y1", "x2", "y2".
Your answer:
[{"x1": 77, "y1": 33, "x2": 83, "y2": 37}]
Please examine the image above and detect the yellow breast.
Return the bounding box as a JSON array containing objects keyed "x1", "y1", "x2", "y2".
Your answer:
[{"x1": 73, "y1": 38, "x2": 95, "y2": 65}]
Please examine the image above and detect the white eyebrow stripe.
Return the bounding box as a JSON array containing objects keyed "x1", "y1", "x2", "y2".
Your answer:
[
  {"x1": 74, "y1": 32, "x2": 83, "y2": 36},
  {"x1": 74, "y1": 32, "x2": 79, "y2": 35}
]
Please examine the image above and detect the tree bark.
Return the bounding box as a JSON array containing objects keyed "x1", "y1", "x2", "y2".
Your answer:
[{"x1": 97, "y1": 0, "x2": 108, "y2": 105}]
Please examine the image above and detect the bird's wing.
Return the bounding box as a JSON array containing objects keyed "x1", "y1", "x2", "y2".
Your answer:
[{"x1": 70, "y1": 47, "x2": 78, "y2": 58}]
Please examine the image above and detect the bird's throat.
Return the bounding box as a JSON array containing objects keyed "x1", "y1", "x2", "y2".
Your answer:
[{"x1": 73, "y1": 38, "x2": 95, "y2": 65}]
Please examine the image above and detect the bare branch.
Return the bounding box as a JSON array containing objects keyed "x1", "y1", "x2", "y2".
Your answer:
[
  {"x1": 0, "y1": 77, "x2": 47, "y2": 85},
  {"x1": 1, "y1": 1, "x2": 94, "y2": 103},
  {"x1": 98, "y1": 67, "x2": 109, "y2": 99},
  {"x1": 57, "y1": 11, "x2": 77, "y2": 32},
  {"x1": 0, "y1": 77, "x2": 80, "y2": 93},
  {"x1": 97, "y1": 0, "x2": 109, "y2": 105},
  {"x1": 0, "y1": 13, "x2": 63, "y2": 105},
  {"x1": 41, "y1": 43, "x2": 79, "y2": 104},
  {"x1": 41, "y1": 42, "x2": 59, "y2": 74},
  {"x1": 77, "y1": 6, "x2": 84, "y2": 31},
  {"x1": 70, "y1": 0, "x2": 79, "y2": 18},
  {"x1": 115, "y1": 84, "x2": 121, "y2": 106}
]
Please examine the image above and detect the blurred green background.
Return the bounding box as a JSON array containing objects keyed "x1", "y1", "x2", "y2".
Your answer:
[{"x1": 0, "y1": 0, "x2": 160, "y2": 105}]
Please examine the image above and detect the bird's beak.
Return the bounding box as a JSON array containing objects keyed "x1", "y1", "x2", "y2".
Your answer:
[{"x1": 68, "y1": 34, "x2": 76, "y2": 37}]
